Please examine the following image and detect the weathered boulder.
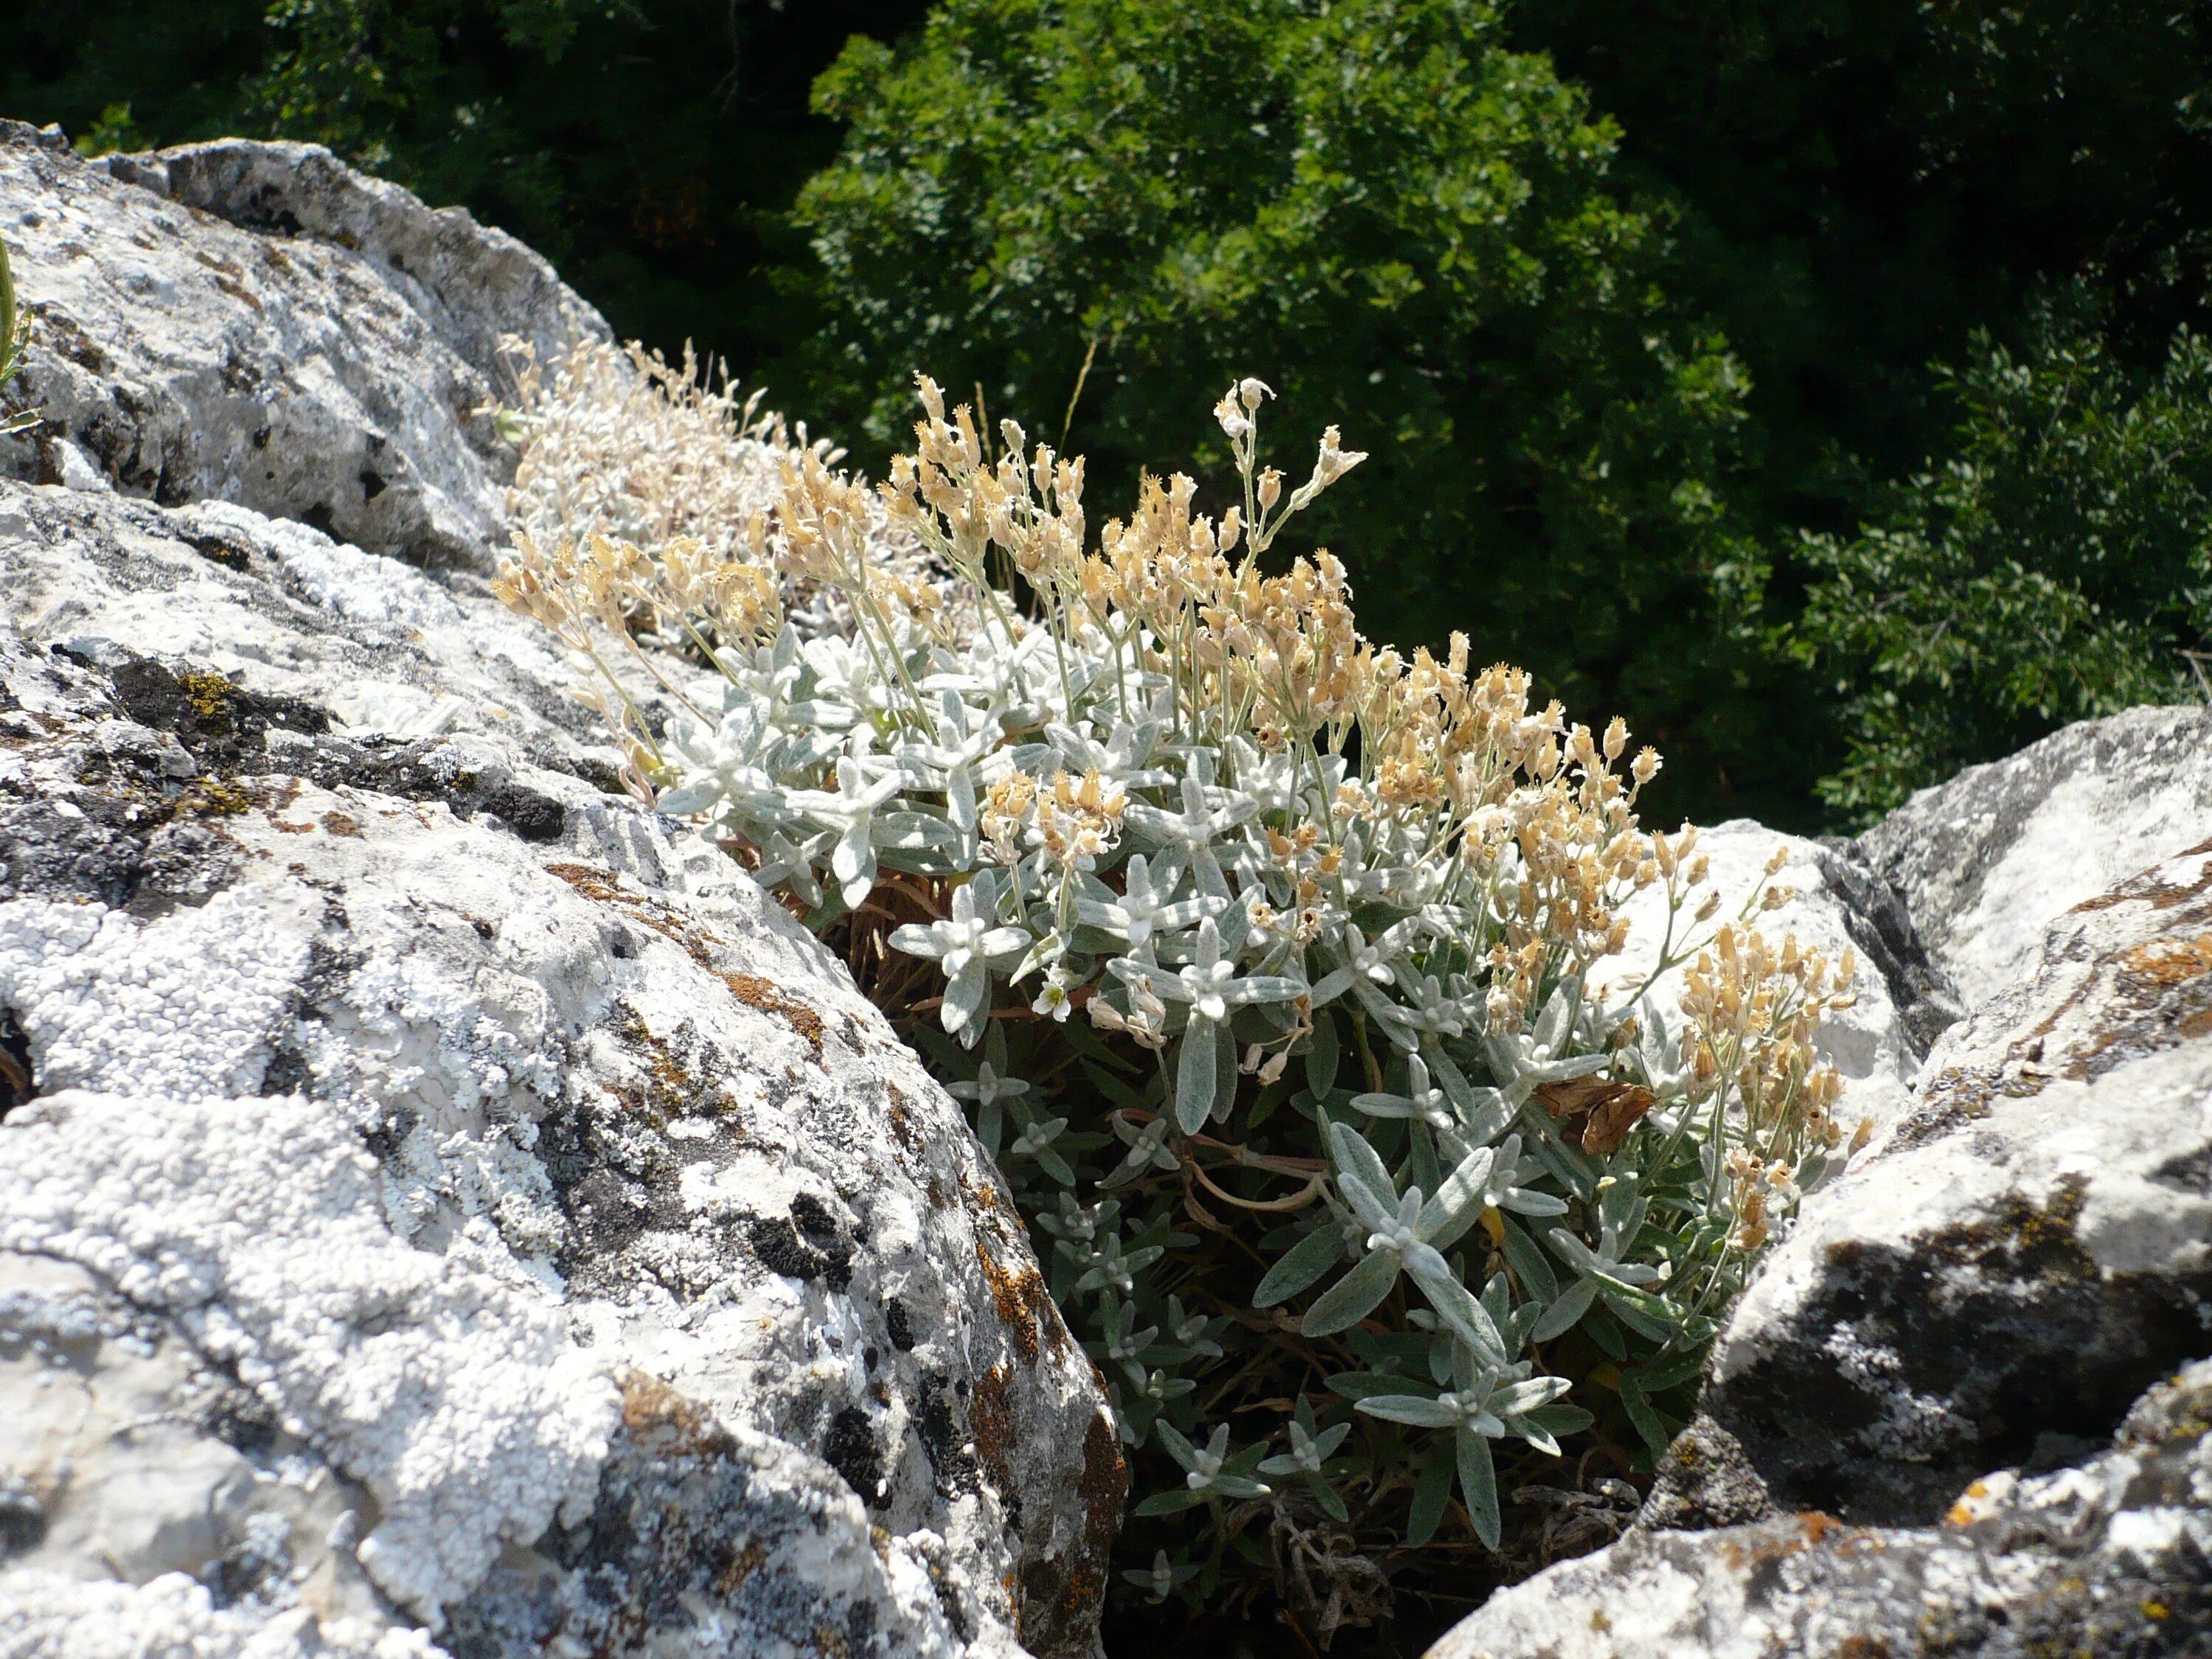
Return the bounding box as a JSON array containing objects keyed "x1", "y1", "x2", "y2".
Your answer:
[
  {"x1": 0, "y1": 478, "x2": 1119, "y2": 1655},
  {"x1": 0, "y1": 120, "x2": 602, "y2": 570},
  {"x1": 1857, "y1": 703, "x2": 2212, "y2": 1009},
  {"x1": 1432, "y1": 1355, "x2": 2212, "y2": 1659},
  {"x1": 1430, "y1": 806, "x2": 2212, "y2": 1656},
  {"x1": 1703, "y1": 833, "x2": 2212, "y2": 1525}
]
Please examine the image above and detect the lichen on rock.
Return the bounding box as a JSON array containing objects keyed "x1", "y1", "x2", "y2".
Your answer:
[{"x1": 0, "y1": 125, "x2": 1114, "y2": 1658}]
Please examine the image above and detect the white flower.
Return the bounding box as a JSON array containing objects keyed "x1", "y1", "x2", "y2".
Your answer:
[
  {"x1": 888, "y1": 881, "x2": 1030, "y2": 1039},
  {"x1": 1031, "y1": 968, "x2": 1076, "y2": 1023}
]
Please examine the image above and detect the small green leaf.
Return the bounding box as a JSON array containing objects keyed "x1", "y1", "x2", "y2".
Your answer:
[
  {"x1": 1133, "y1": 1489, "x2": 1208, "y2": 1517},
  {"x1": 1521, "y1": 1402, "x2": 1596, "y2": 1439},
  {"x1": 1253, "y1": 1225, "x2": 1343, "y2": 1309},
  {"x1": 1323, "y1": 1370, "x2": 1431, "y2": 1402},
  {"x1": 1307, "y1": 1470, "x2": 1351, "y2": 1523},
  {"x1": 1307, "y1": 1009, "x2": 1340, "y2": 1098},
  {"x1": 1406, "y1": 1442, "x2": 1454, "y2": 1547},
  {"x1": 1628, "y1": 1346, "x2": 1708, "y2": 1395},
  {"x1": 1500, "y1": 1214, "x2": 1559, "y2": 1302},
  {"x1": 1301, "y1": 1248, "x2": 1398, "y2": 1337},
  {"x1": 1175, "y1": 1020, "x2": 1217, "y2": 1133},
  {"x1": 1456, "y1": 1429, "x2": 1501, "y2": 1549},
  {"x1": 1619, "y1": 1376, "x2": 1672, "y2": 1457}
]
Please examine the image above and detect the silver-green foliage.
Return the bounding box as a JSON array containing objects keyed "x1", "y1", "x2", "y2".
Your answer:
[{"x1": 500, "y1": 375, "x2": 1861, "y2": 1590}]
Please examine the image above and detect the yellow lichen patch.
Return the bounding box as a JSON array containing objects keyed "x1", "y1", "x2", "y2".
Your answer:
[
  {"x1": 723, "y1": 972, "x2": 826, "y2": 1054},
  {"x1": 175, "y1": 671, "x2": 236, "y2": 724},
  {"x1": 2120, "y1": 934, "x2": 2212, "y2": 990},
  {"x1": 178, "y1": 776, "x2": 253, "y2": 816}
]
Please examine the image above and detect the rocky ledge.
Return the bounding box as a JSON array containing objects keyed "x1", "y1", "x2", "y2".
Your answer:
[
  {"x1": 0, "y1": 123, "x2": 1114, "y2": 1659},
  {"x1": 1433, "y1": 737, "x2": 2212, "y2": 1657}
]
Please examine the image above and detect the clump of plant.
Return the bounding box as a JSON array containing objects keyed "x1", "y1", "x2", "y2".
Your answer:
[
  {"x1": 496, "y1": 372, "x2": 1863, "y2": 1643},
  {"x1": 501, "y1": 335, "x2": 806, "y2": 567},
  {"x1": 495, "y1": 335, "x2": 958, "y2": 779}
]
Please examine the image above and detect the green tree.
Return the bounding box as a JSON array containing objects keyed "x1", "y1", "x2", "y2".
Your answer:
[
  {"x1": 796, "y1": 0, "x2": 1803, "y2": 827},
  {"x1": 4, "y1": 0, "x2": 934, "y2": 373},
  {"x1": 1795, "y1": 296, "x2": 2212, "y2": 820}
]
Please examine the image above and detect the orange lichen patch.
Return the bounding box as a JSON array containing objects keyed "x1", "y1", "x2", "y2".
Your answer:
[
  {"x1": 2120, "y1": 935, "x2": 2212, "y2": 990},
  {"x1": 975, "y1": 1239, "x2": 1065, "y2": 1363},
  {"x1": 1796, "y1": 1510, "x2": 1846, "y2": 1546},
  {"x1": 1834, "y1": 1638, "x2": 1893, "y2": 1658},
  {"x1": 1717, "y1": 1511, "x2": 1868, "y2": 1572},
  {"x1": 971, "y1": 1364, "x2": 1018, "y2": 1498},
  {"x1": 1036, "y1": 1409, "x2": 1126, "y2": 1637},
  {"x1": 723, "y1": 972, "x2": 825, "y2": 1054},
  {"x1": 714, "y1": 1540, "x2": 769, "y2": 1597},
  {"x1": 885, "y1": 1084, "x2": 922, "y2": 1155},
  {"x1": 546, "y1": 860, "x2": 715, "y2": 961},
  {"x1": 616, "y1": 1367, "x2": 735, "y2": 1457},
  {"x1": 2073, "y1": 852, "x2": 2212, "y2": 916},
  {"x1": 975, "y1": 1240, "x2": 1043, "y2": 1363},
  {"x1": 320, "y1": 810, "x2": 361, "y2": 838},
  {"x1": 1947, "y1": 1479, "x2": 1993, "y2": 1528},
  {"x1": 543, "y1": 863, "x2": 830, "y2": 1057},
  {"x1": 546, "y1": 860, "x2": 626, "y2": 903}
]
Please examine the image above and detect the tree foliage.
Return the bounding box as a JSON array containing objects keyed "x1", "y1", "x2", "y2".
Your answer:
[
  {"x1": 13, "y1": 0, "x2": 2212, "y2": 829},
  {"x1": 796, "y1": 0, "x2": 1787, "y2": 828},
  {"x1": 4, "y1": 0, "x2": 933, "y2": 371},
  {"x1": 1797, "y1": 299, "x2": 2212, "y2": 818}
]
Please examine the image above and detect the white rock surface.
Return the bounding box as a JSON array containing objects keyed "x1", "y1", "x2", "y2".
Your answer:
[
  {"x1": 1430, "y1": 801, "x2": 2212, "y2": 1658},
  {"x1": 1706, "y1": 834, "x2": 2212, "y2": 1522},
  {"x1": 1430, "y1": 1354, "x2": 2212, "y2": 1659},
  {"x1": 0, "y1": 120, "x2": 602, "y2": 571},
  {"x1": 1, "y1": 1092, "x2": 616, "y2": 1621},
  {"x1": 0, "y1": 480, "x2": 1118, "y2": 1658},
  {"x1": 1589, "y1": 820, "x2": 1945, "y2": 1147},
  {"x1": 1857, "y1": 703, "x2": 2212, "y2": 1009}
]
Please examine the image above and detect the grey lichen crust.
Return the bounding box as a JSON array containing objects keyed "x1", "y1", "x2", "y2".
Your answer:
[{"x1": 0, "y1": 480, "x2": 1117, "y2": 1657}]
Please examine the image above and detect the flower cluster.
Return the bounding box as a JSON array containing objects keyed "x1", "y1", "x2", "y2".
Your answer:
[{"x1": 495, "y1": 370, "x2": 1862, "y2": 1631}]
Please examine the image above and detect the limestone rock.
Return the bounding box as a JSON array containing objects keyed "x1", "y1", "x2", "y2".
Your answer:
[
  {"x1": 1700, "y1": 832, "x2": 2212, "y2": 1525},
  {"x1": 0, "y1": 481, "x2": 1118, "y2": 1658},
  {"x1": 138, "y1": 137, "x2": 605, "y2": 386},
  {"x1": 1857, "y1": 703, "x2": 2212, "y2": 1009},
  {"x1": 0, "y1": 120, "x2": 604, "y2": 571},
  {"x1": 1428, "y1": 812, "x2": 2212, "y2": 1658},
  {"x1": 1430, "y1": 1357, "x2": 2212, "y2": 1659}
]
